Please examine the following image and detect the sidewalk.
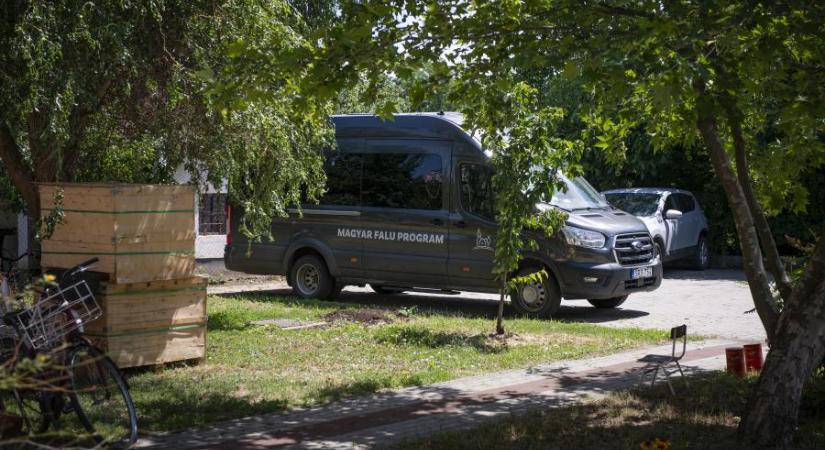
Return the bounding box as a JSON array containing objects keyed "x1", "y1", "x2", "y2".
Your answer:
[{"x1": 135, "y1": 339, "x2": 745, "y2": 450}]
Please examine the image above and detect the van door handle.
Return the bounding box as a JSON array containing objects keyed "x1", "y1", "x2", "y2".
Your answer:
[
  {"x1": 431, "y1": 218, "x2": 444, "y2": 226},
  {"x1": 454, "y1": 220, "x2": 467, "y2": 228}
]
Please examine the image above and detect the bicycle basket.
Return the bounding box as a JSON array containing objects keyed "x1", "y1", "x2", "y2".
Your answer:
[{"x1": 14, "y1": 280, "x2": 101, "y2": 351}]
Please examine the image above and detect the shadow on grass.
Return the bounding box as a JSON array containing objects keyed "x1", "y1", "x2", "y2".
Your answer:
[
  {"x1": 216, "y1": 286, "x2": 657, "y2": 327},
  {"x1": 307, "y1": 379, "x2": 397, "y2": 405},
  {"x1": 374, "y1": 326, "x2": 506, "y2": 354},
  {"x1": 129, "y1": 376, "x2": 289, "y2": 433},
  {"x1": 395, "y1": 372, "x2": 825, "y2": 450}
]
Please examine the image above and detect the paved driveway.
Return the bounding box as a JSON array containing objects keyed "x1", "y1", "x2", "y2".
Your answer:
[
  {"x1": 344, "y1": 269, "x2": 765, "y2": 342},
  {"x1": 210, "y1": 268, "x2": 766, "y2": 342}
]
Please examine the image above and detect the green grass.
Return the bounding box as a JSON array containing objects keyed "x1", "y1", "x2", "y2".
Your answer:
[
  {"x1": 126, "y1": 293, "x2": 669, "y2": 433},
  {"x1": 392, "y1": 372, "x2": 825, "y2": 450}
]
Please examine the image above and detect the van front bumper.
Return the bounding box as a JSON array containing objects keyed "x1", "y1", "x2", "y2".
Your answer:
[{"x1": 556, "y1": 258, "x2": 663, "y2": 300}]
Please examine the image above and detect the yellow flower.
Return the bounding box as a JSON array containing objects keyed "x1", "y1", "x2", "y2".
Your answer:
[
  {"x1": 652, "y1": 438, "x2": 671, "y2": 450},
  {"x1": 640, "y1": 441, "x2": 653, "y2": 450},
  {"x1": 44, "y1": 274, "x2": 56, "y2": 283}
]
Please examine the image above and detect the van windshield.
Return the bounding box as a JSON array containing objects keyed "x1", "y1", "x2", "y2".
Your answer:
[{"x1": 545, "y1": 175, "x2": 610, "y2": 211}]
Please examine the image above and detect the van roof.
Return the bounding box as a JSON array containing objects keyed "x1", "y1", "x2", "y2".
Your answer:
[{"x1": 331, "y1": 113, "x2": 482, "y2": 151}]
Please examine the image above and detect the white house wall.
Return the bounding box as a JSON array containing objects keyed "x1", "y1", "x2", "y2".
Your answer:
[{"x1": 174, "y1": 166, "x2": 228, "y2": 260}]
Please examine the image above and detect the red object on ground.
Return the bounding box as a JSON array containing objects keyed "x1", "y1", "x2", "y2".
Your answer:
[
  {"x1": 726, "y1": 347, "x2": 746, "y2": 377},
  {"x1": 743, "y1": 343, "x2": 764, "y2": 373}
]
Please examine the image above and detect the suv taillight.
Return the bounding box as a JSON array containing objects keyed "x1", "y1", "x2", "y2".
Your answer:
[{"x1": 225, "y1": 201, "x2": 232, "y2": 246}]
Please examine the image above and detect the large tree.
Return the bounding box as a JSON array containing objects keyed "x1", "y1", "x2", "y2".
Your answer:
[
  {"x1": 0, "y1": 0, "x2": 334, "y2": 243},
  {"x1": 251, "y1": 0, "x2": 823, "y2": 446}
]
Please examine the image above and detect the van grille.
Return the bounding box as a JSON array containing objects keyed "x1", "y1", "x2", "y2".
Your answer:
[{"x1": 614, "y1": 232, "x2": 654, "y2": 266}]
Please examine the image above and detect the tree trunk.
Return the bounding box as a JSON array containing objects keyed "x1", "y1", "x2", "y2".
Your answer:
[
  {"x1": 693, "y1": 91, "x2": 779, "y2": 340},
  {"x1": 724, "y1": 105, "x2": 793, "y2": 301},
  {"x1": 0, "y1": 123, "x2": 39, "y2": 220},
  {"x1": 739, "y1": 231, "x2": 825, "y2": 446},
  {"x1": 496, "y1": 275, "x2": 506, "y2": 335}
]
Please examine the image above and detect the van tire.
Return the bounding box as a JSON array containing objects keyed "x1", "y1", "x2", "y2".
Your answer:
[
  {"x1": 370, "y1": 284, "x2": 405, "y2": 295},
  {"x1": 587, "y1": 296, "x2": 628, "y2": 309},
  {"x1": 290, "y1": 255, "x2": 336, "y2": 299},
  {"x1": 510, "y1": 267, "x2": 562, "y2": 318}
]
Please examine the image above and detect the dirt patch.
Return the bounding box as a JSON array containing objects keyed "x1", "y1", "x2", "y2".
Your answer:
[
  {"x1": 323, "y1": 309, "x2": 398, "y2": 326},
  {"x1": 484, "y1": 332, "x2": 601, "y2": 347}
]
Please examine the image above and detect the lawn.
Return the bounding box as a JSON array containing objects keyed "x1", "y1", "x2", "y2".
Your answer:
[
  {"x1": 126, "y1": 292, "x2": 668, "y2": 433},
  {"x1": 392, "y1": 372, "x2": 825, "y2": 450}
]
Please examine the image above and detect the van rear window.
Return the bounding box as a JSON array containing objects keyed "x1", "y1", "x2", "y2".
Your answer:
[{"x1": 361, "y1": 153, "x2": 443, "y2": 210}]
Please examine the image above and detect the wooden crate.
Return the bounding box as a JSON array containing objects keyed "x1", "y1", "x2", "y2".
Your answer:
[
  {"x1": 38, "y1": 183, "x2": 196, "y2": 284},
  {"x1": 86, "y1": 276, "x2": 207, "y2": 368},
  {"x1": 90, "y1": 325, "x2": 206, "y2": 369}
]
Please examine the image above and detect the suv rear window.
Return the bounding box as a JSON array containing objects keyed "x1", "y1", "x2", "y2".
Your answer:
[
  {"x1": 673, "y1": 193, "x2": 696, "y2": 212},
  {"x1": 361, "y1": 153, "x2": 444, "y2": 210}
]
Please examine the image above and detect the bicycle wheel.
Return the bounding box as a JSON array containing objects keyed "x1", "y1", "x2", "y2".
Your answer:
[{"x1": 66, "y1": 344, "x2": 137, "y2": 448}]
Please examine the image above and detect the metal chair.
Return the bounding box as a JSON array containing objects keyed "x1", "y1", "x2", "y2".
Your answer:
[{"x1": 638, "y1": 324, "x2": 688, "y2": 395}]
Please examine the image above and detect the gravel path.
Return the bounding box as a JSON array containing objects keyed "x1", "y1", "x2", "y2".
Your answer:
[{"x1": 209, "y1": 268, "x2": 765, "y2": 342}]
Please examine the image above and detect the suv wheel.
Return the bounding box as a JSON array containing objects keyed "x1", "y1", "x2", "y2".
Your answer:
[
  {"x1": 692, "y1": 235, "x2": 710, "y2": 270},
  {"x1": 510, "y1": 267, "x2": 562, "y2": 318},
  {"x1": 290, "y1": 255, "x2": 337, "y2": 299},
  {"x1": 587, "y1": 296, "x2": 628, "y2": 309}
]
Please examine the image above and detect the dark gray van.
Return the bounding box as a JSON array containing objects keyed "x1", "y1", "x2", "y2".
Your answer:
[{"x1": 225, "y1": 113, "x2": 662, "y2": 317}]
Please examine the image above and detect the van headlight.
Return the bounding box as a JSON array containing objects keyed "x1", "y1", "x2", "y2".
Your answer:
[{"x1": 563, "y1": 226, "x2": 606, "y2": 249}]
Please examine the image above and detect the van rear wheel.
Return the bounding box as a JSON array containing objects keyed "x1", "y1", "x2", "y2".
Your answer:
[
  {"x1": 510, "y1": 267, "x2": 562, "y2": 318},
  {"x1": 290, "y1": 255, "x2": 337, "y2": 299},
  {"x1": 587, "y1": 296, "x2": 628, "y2": 309}
]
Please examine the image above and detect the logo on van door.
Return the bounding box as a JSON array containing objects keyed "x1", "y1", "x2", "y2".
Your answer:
[
  {"x1": 337, "y1": 227, "x2": 445, "y2": 245},
  {"x1": 473, "y1": 229, "x2": 494, "y2": 252}
]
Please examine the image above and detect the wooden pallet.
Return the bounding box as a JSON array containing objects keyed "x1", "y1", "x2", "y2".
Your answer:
[
  {"x1": 86, "y1": 276, "x2": 207, "y2": 368},
  {"x1": 38, "y1": 183, "x2": 196, "y2": 284}
]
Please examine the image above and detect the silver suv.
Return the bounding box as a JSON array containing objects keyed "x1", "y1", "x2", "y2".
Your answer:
[{"x1": 602, "y1": 188, "x2": 709, "y2": 270}]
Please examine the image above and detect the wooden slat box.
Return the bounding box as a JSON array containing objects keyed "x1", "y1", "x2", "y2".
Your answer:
[
  {"x1": 39, "y1": 183, "x2": 196, "y2": 284},
  {"x1": 86, "y1": 277, "x2": 207, "y2": 368},
  {"x1": 92, "y1": 325, "x2": 206, "y2": 369}
]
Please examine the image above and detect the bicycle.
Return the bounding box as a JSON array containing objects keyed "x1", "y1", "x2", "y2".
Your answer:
[{"x1": 0, "y1": 258, "x2": 138, "y2": 448}]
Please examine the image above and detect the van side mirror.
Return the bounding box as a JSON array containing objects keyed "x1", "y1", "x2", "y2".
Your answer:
[{"x1": 665, "y1": 209, "x2": 683, "y2": 220}]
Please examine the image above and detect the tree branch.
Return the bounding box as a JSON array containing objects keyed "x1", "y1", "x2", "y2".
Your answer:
[
  {"x1": 0, "y1": 122, "x2": 39, "y2": 217},
  {"x1": 723, "y1": 102, "x2": 794, "y2": 302},
  {"x1": 693, "y1": 81, "x2": 780, "y2": 341},
  {"x1": 62, "y1": 77, "x2": 117, "y2": 180}
]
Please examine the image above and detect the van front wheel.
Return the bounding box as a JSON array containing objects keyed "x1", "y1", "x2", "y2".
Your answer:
[
  {"x1": 291, "y1": 255, "x2": 336, "y2": 299},
  {"x1": 510, "y1": 268, "x2": 562, "y2": 318}
]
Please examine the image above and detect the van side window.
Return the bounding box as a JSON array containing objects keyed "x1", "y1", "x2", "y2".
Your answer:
[
  {"x1": 361, "y1": 153, "x2": 443, "y2": 210},
  {"x1": 459, "y1": 163, "x2": 495, "y2": 221},
  {"x1": 320, "y1": 153, "x2": 362, "y2": 206}
]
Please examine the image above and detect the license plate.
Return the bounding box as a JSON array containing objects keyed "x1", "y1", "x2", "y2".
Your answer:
[{"x1": 630, "y1": 267, "x2": 653, "y2": 280}]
